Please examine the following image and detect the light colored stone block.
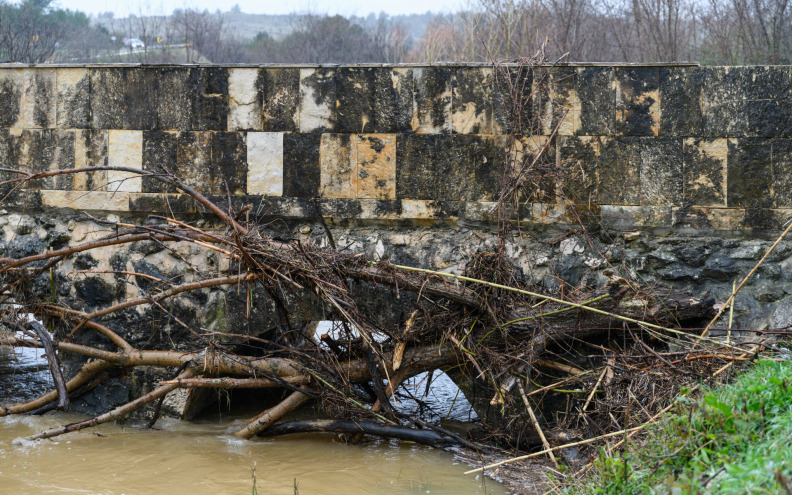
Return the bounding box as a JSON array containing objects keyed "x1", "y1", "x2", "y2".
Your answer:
[
  {"x1": 228, "y1": 68, "x2": 261, "y2": 131},
  {"x1": 401, "y1": 199, "x2": 440, "y2": 219},
  {"x1": 107, "y1": 130, "x2": 142, "y2": 193},
  {"x1": 319, "y1": 134, "x2": 355, "y2": 198},
  {"x1": 247, "y1": 132, "x2": 283, "y2": 196},
  {"x1": 299, "y1": 68, "x2": 334, "y2": 132},
  {"x1": 41, "y1": 190, "x2": 129, "y2": 212},
  {"x1": 356, "y1": 134, "x2": 396, "y2": 199},
  {"x1": 19, "y1": 69, "x2": 56, "y2": 129}
]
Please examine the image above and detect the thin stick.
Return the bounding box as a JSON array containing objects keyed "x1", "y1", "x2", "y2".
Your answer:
[
  {"x1": 517, "y1": 381, "x2": 559, "y2": 469},
  {"x1": 582, "y1": 366, "x2": 608, "y2": 412}
]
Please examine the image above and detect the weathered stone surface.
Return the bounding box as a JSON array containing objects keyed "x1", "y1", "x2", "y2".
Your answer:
[
  {"x1": 191, "y1": 68, "x2": 228, "y2": 131},
  {"x1": 356, "y1": 134, "x2": 396, "y2": 199},
  {"x1": 659, "y1": 67, "x2": 703, "y2": 136},
  {"x1": 396, "y1": 133, "x2": 438, "y2": 199},
  {"x1": 492, "y1": 65, "x2": 533, "y2": 135},
  {"x1": 769, "y1": 139, "x2": 792, "y2": 207},
  {"x1": 73, "y1": 130, "x2": 108, "y2": 191},
  {"x1": 228, "y1": 68, "x2": 261, "y2": 131},
  {"x1": 452, "y1": 67, "x2": 495, "y2": 134},
  {"x1": 89, "y1": 68, "x2": 125, "y2": 129},
  {"x1": 701, "y1": 66, "x2": 792, "y2": 138},
  {"x1": 598, "y1": 137, "x2": 641, "y2": 205},
  {"x1": 41, "y1": 190, "x2": 130, "y2": 212},
  {"x1": 412, "y1": 67, "x2": 451, "y2": 134},
  {"x1": 210, "y1": 132, "x2": 246, "y2": 195},
  {"x1": 247, "y1": 132, "x2": 283, "y2": 196},
  {"x1": 682, "y1": 138, "x2": 727, "y2": 206},
  {"x1": 373, "y1": 68, "x2": 413, "y2": 133},
  {"x1": 283, "y1": 132, "x2": 320, "y2": 197},
  {"x1": 558, "y1": 135, "x2": 599, "y2": 204},
  {"x1": 0, "y1": 70, "x2": 21, "y2": 128},
  {"x1": 577, "y1": 67, "x2": 614, "y2": 136},
  {"x1": 257, "y1": 68, "x2": 299, "y2": 132},
  {"x1": 319, "y1": 133, "x2": 355, "y2": 198},
  {"x1": 156, "y1": 68, "x2": 194, "y2": 130},
  {"x1": 299, "y1": 68, "x2": 336, "y2": 133},
  {"x1": 535, "y1": 67, "x2": 580, "y2": 136},
  {"x1": 727, "y1": 138, "x2": 772, "y2": 208},
  {"x1": 129, "y1": 193, "x2": 196, "y2": 213},
  {"x1": 671, "y1": 207, "x2": 744, "y2": 231},
  {"x1": 616, "y1": 67, "x2": 659, "y2": 137},
  {"x1": 640, "y1": 138, "x2": 682, "y2": 206},
  {"x1": 142, "y1": 131, "x2": 179, "y2": 192},
  {"x1": 56, "y1": 68, "x2": 90, "y2": 129},
  {"x1": 335, "y1": 67, "x2": 375, "y2": 134},
  {"x1": 0, "y1": 129, "x2": 73, "y2": 190},
  {"x1": 177, "y1": 131, "x2": 213, "y2": 194},
  {"x1": 601, "y1": 205, "x2": 672, "y2": 230},
  {"x1": 107, "y1": 130, "x2": 143, "y2": 193}
]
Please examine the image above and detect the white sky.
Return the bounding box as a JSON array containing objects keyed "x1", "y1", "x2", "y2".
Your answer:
[{"x1": 52, "y1": 0, "x2": 464, "y2": 17}]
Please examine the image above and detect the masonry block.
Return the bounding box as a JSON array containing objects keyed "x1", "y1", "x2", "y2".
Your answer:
[
  {"x1": 616, "y1": 67, "x2": 659, "y2": 137},
  {"x1": 412, "y1": 67, "x2": 451, "y2": 134},
  {"x1": 107, "y1": 130, "x2": 143, "y2": 193},
  {"x1": 659, "y1": 67, "x2": 703, "y2": 136},
  {"x1": 228, "y1": 68, "x2": 261, "y2": 131},
  {"x1": 535, "y1": 67, "x2": 580, "y2": 136},
  {"x1": 283, "y1": 133, "x2": 320, "y2": 197},
  {"x1": 671, "y1": 207, "x2": 744, "y2": 231},
  {"x1": 299, "y1": 68, "x2": 336, "y2": 133},
  {"x1": 335, "y1": 67, "x2": 375, "y2": 133},
  {"x1": 19, "y1": 69, "x2": 56, "y2": 129},
  {"x1": 89, "y1": 68, "x2": 124, "y2": 129},
  {"x1": 727, "y1": 138, "x2": 771, "y2": 208},
  {"x1": 257, "y1": 68, "x2": 299, "y2": 132},
  {"x1": 769, "y1": 139, "x2": 792, "y2": 207},
  {"x1": 73, "y1": 130, "x2": 108, "y2": 191},
  {"x1": 470, "y1": 135, "x2": 507, "y2": 202},
  {"x1": 142, "y1": 130, "x2": 179, "y2": 192},
  {"x1": 396, "y1": 133, "x2": 437, "y2": 199},
  {"x1": 319, "y1": 133, "x2": 355, "y2": 198},
  {"x1": 576, "y1": 67, "x2": 615, "y2": 135},
  {"x1": 516, "y1": 135, "x2": 556, "y2": 203},
  {"x1": 189, "y1": 68, "x2": 228, "y2": 131},
  {"x1": 492, "y1": 65, "x2": 532, "y2": 135},
  {"x1": 156, "y1": 68, "x2": 195, "y2": 130},
  {"x1": 373, "y1": 68, "x2": 413, "y2": 133},
  {"x1": 558, "y1": 135, "x2": 599, "y2": 204},
  {"x1": 701, "y1": 67, "x2": 792, "y2": 138},
  {"x1": 123, "y1": 68, "x2": 158, "y2": 130},
  {"x1": 452, "y1": 67, "x2": 495, "y2": 134},
  {"x1": 41, "y1": 190, "x2": 130, "y2": 212},
  {"x1": 356, "y1": 134, "x2": 396, "y2": 199},
  {"x1": 176, "y1": 131, "x2": 213, "y2": 194},
  {"x1": 682, "y1": 138, "x2": 727, "y2": 206},
  {"x1": 56, "y1": 68, "x2": 90, "y2": 129},
  {"x1": 0, "y1": 70, "x2": 21, "y2": 128},
  {"x1": 210, "y1": 132, "x2": 246, "y2": 195},
  {"x1": 601, "y1": 205, "x2": 672, "y2": 230},
  {"x1": 247, "y1": 132, "x2": 283, "y2": 196},
  {"x1": 129, "y1": 193, "x2": 196, "y2": 213},
  {"x1": 0, "y1": 129, "x2": 73, "y2": 190},
  {"x1": 598, "y1": 137, "x2": 641, "y2": 205}
]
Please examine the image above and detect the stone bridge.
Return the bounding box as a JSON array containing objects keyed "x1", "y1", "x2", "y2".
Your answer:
[{"x1": 2, "y1": 62, "x2": 792, "y2": 416}]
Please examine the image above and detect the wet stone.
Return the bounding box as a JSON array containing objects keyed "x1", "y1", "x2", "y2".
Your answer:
[
  {"x1": 299, "y1": 68, "x2": 336, "y2": 133},
  {"x1": 156, "y1": 68, "x2": 195, "y2": 130},
  {"x1": 727, "y1": 138, "x2": 772, "y2": 208},
  {"x1": 616, "y1": 67, "x2": 659, "y2": 137},
  {"x1": 558, "y1": 135, "x2": 599, "y2": 204},
  {"x1": 472, "y1": 135, "x2": 508, "y2": 202},
  {"x1": 335, "y1": 67, "x2": 376, "y2": 134},
  {"x1": 283, "y1": 133, "x2": 321, "y2": 198},
  {"x1": 396, "y1": 133, "x2": 438, "y2": 199},
  {"x1": 191, "y1": 68, "x2": 229, "y2": 131},
  {"x1": 534, "y1": 67, "x2": 580, "y2": 136},
  {"x1": 701, "y1": 67, "x2": 792, "y2": 138},
  {"x1": 73, "y1": 130, "x2": 108, "y2": 192},
  {"x1": 639, "y1": 138, "x2": 682, "y2": 206},
  {"x1": 412, "y1": 67, "x2": 452, "y2": 134},
  {"x1": 90, "y1": 68, "x2": 125, "y2": 129},
  {"x1": 435, "y1": 135, "x2": 477, "y2": 201},
  {"x1": 122, "y1": 68, "x2": 158, "y2": 130},
  {"x1": 682, "y1": 138, "x2": 727, "y2": 207},
  {"x1": 577, "y1": 67, "x2": 615, "y2": 135},
  {"x1": 769, "y1": 139, "x2": 792, "y2": 207},
  {"x1": 142, "y1": 131, "x2": 179, "y2": 193},
  {"x1": 451, "y1": 67, "x2": 495, "y2": 134},
  {"x1": 373, "y1": 68, "x2": 413, "y2": 133},
  {"x1": 177, "y1": 132, "x2": 213, "y2": 195},
  {"x1": 598, "y1": 137, "x2": 641, "y2": 205},
  {"x1": 492, "y1": 65, "x2": 532, "y2": 135},
  {"x1": 56, "y1": 68, "x2": 91, "y2": 129},
  {"x1": 659, "y1": 67, "x2": 703, "y2": 136},
  {"x1": 0, "y1": 71, "x2": 21, "y2": 128},
  {"x1": 257, "y1": 68, "x2": 299, "y2": 132},
  {"x1": 210, "y1": 132, "x2": 246, "y2": 195}
]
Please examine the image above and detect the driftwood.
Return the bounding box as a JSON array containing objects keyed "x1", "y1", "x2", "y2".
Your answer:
[{"x1": 259, "y1": 420, "x2": 461, "y2": 447}]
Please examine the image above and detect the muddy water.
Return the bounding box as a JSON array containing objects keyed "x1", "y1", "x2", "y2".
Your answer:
[{"x1": 0, "y1": 346, "x2": 507, "y2": 495}]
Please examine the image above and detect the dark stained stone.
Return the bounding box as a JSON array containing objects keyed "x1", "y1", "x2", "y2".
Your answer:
[
  {"x1": 77, "y1": 129, "x2": 109, "y2": 191},
  {"x1": 473, "y1": 136, "x2": 508, "y2": 202},
  {"x1": 701, "y1": 67, "x2": 792, "y2": 138},
  {"x1": 534, "y1": 66, "x2": 576, "y2": 135},
  {"x1": 50, "y1": 130, "x2": 75, "y2": 190},
  {"x1": 89, "y1": 69, "x2": 125, "y2": 129},
  {"x1": 257, "y1": 68, "x2": 299, "y2": 132},
  {"x1": 300, "y1": 68, "x2": 336, "y2": 133},
  {"x1": 616, "y1": 67, "x2": 659, "y2": 137},
  {"x1": 210, "y1": 132, "x2": 246, "y2": 195},
  {"x1": 176, "y1": 131, "x2": 213, "y2": 195},
  {"x1": 191, "y1": 68, "x2": 228, "y2": 131},
  {"x1": 452, "y1": 67, "x2": 495, "y2": 134},
  {"x1": 435, "y1": 135, "x2": 477, "y2": 200},
  {"x1": 743, "y1": 208, "x2": 779, "y2": 230},
  {"x1": 373, "y1": 68, "x2": 413, "y2": 133},
  {"x1": 157, "y1": 68, "x2": 195, "y2": 130},
  {"x1": 659, "y1": 67, "x2": 703, "y2": 136},
  {"x1": 727, "y1": 138, "x2": 772, "y2": 208},
  {"x1": 123, "y1": 68, "x2": 158, "y2": 130},
  {"x1": 682, "y1": 138, "x2": 726, "y2": 206},
  {"x1": 639, "y1": 138, "x2": 682, "y2": 206},
  {"x1": 396, "y1": 133, "x2": 438, "y2": 200},
  {"x1": 283, "y1": 133, "x2": 321, "y2": 198},
  {"x1": 558, "y1": 135, "x2": 598, "y2": 204},
  {"x1": 577, "y1": 67, "x2": 614, "y2": 135},
  {"x1": 0, "y1": 76, "x2": 21, "y2": 127},
  {"x1": 142, "y1": 131, "x2": 179, "y2": 193},
  {"x1": 31, "y1": 71, "x2": 55, "y2": 128},
  {"x1": 335, "y1": 67, "x2": 375, "y2": 133},
  {"x1": 57, "y1": 70, "x2": 91, "y2": 129},
  {"x1": 413, "y1": 67, "x2": 451, "y2": 133},
  {"x1": 770, "y1": 139, "x2": 792, "y2": 207},
  {"x1": 129, "y1": 193, "x2": 196, "y2": 214},
  {"x1": 492, "y1": 65, "x2": 532, "y2": 135},
  {"x1": 598, "y1": 137, "x2": 641, "y2": 205}
]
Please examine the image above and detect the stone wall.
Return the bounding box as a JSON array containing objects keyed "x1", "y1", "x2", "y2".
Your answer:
[{"x1": 1, "y1": 63, "x2": 791, "y2": 231}]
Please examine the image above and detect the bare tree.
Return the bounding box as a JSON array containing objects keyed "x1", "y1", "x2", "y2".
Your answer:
[{"x1": 0, "y1": 0, "x2": 64, "y2": 63}]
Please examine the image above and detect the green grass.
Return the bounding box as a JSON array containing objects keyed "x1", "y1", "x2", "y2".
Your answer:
[{"x1": 569, "y1": 359, "x2": 792, "y2": 494}]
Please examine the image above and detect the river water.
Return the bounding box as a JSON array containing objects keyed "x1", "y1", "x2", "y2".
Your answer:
[{"x1": 0, "y1": 345, "x2": 507, "y2": 495}]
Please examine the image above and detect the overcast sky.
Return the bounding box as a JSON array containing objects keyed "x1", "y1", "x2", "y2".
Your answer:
[{"x1": 54, "y1": 0, "x2": 464, "y2": 17}]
